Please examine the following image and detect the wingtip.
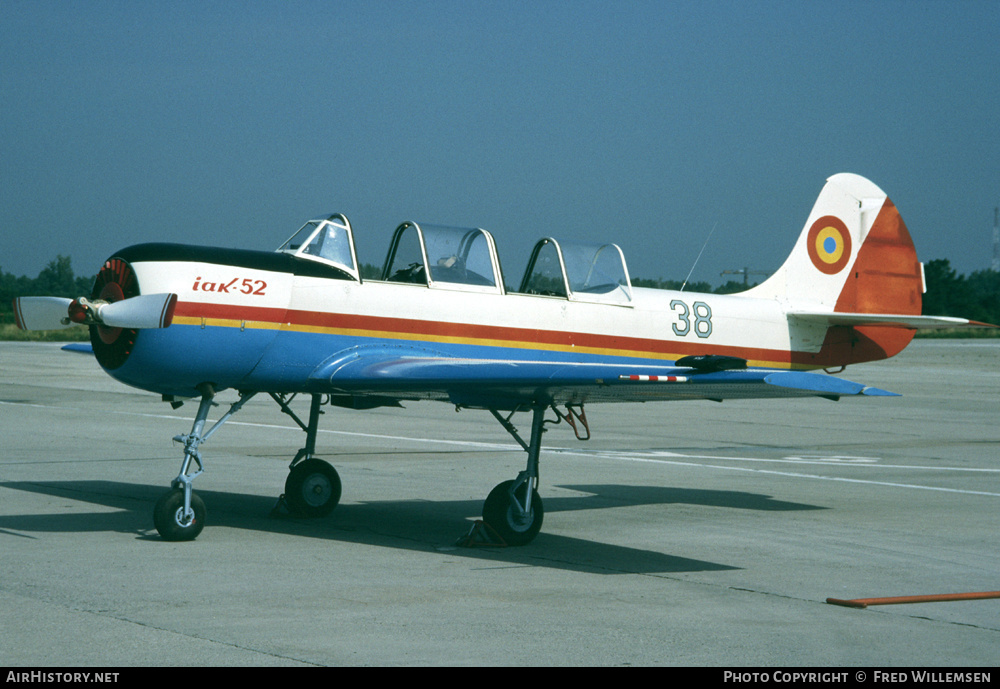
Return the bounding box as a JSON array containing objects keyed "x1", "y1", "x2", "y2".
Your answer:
[
  {"x1": 764, "y1": 371, "x2": 899, "y2": 398},
  {"x1": 61, "y1": 343, "x2": 95, "y2": 355},
  {"x1": 861, "y1": 386, "x2": 900, "y2": 397}
]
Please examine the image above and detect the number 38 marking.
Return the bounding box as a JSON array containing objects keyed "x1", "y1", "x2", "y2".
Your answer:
[{"x1": 670, "y1": 299, "x2": 713, "y2": 338}]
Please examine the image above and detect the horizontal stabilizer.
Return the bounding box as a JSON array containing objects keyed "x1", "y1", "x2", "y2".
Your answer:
[
  {"x1": 788, "y1": 311, "x2": 997, "y2": 330},
  {"x1": 12, "y1": 297, "x2": 76, "y2": 331}
]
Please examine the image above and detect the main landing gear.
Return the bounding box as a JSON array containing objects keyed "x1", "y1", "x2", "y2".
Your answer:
[
  {"x1": 480, "y1": 403, "x2": 586, "y2": 546},
  {"x1": 479, "y1": 407, "x2": 547, "y2": 545},
  {"x1": 152, "y1": 388, "x2": 583, "y2": 546},
  {"x1": 271, "y1": 393, "x2": 342, "y2": 517}
]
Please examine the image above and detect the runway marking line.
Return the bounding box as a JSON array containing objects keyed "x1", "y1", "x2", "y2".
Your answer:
[{"x1": 3, "y1": 399, "x2": 1000, "y2": 498}]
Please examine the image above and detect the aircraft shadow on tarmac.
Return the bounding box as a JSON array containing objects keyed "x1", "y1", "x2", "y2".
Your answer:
[{"x1": 0, "y1": 480, "x2": 823, "y2": 574}]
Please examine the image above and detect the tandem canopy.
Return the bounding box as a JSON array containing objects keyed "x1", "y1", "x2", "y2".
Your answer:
[{"x1": 277, "y1": 213, "x2": 634, "y2": 305}]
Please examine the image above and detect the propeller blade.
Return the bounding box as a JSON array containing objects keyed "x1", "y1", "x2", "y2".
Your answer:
[
  {"x1": 12, "y1": 297, "x2": 76, "y2": 331},
  {"x1": 97, "y1": 293, "x2": 178, "y2": 329}
]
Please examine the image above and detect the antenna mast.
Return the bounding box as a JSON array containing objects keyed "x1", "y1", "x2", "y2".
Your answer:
[{"x1": 680, "y1": 222, "x2": 718, "y2": 292}]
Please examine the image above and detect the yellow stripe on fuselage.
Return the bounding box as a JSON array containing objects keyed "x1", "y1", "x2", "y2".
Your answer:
[{"x1": 171, "y1": 314, "x2": 807, "y2": 371}]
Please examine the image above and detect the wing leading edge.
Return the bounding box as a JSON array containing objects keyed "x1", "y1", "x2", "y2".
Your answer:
[{"x1": 308, "y1": 346, "x2": 896, "y2": 409}]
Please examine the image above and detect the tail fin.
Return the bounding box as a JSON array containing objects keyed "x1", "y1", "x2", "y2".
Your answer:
[
  {"x1": 744, "y1": 173, "x2": 923, "y2": 315},
  {"x1": 743, "y1": 173, "x2": 924, "y2": 365},
  {"x1": 743, "y1": 174, "x2": 993, "y2": 367}
]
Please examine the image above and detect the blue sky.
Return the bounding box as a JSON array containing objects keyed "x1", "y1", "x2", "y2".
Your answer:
[{"x1": 2, "y1": 0, "x2": 998, "y2": 287}]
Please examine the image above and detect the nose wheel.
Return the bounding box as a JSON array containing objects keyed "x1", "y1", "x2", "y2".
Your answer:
[{"x1": 153, "y1": 488, "x2": 206, "y2": 541}]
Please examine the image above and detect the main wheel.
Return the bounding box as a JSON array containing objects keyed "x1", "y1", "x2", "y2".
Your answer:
[
  {"x1": 284, "y1": 458, "x2": 342, "y2": 517},
  {"x1": 482, "y1": 479, "x2": 544, "y2": 546},
  {"x1": 153, "y1": 488, "x2": 206, "y2": 541}
]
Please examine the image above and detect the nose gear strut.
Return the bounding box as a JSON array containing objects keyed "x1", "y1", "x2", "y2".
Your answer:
[{"x1": 154, "y1": 384, "x2": 258, "y2": 541}]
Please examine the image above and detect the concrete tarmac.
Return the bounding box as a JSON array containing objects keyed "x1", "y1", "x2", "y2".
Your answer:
[{"x1": 0, "y1": 340, "x2": 997, "y2": 666}]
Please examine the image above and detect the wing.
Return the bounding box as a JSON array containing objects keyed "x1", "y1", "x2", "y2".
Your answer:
[{"x1": 308, "y1": 346, "x2": 896, "y2": 410}]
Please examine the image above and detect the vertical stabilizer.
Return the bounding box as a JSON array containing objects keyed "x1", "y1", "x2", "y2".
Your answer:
[
  {"x1": 744, "y1": 173, "x2": 922, "y2": 317},
  {"x1": 743, "y1": 173, "x2": 925, "y2": 366}
]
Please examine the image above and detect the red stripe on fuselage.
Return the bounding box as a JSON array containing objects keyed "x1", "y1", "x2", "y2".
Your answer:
[{"x1": 172, "y1": 300, "x2": 833, "y2": 368}]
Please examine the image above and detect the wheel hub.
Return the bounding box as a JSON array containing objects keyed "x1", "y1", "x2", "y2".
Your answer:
[
  {"x1": 303, "y1": 475, "x2": 332, "y2": 506},
  {"x1": 173, "y1": 507, "x2": 196, "y2": 527}
]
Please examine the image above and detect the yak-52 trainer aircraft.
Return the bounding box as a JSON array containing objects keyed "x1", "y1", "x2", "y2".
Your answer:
[{"x1": 13, "y1": 173, "x2": 994, "y2": 543}]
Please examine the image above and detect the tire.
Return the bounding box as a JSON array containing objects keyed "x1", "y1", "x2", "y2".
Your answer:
[
  {"x1": 284, "y1": 458, "x2": 342, "y2": 517},
  {"x1": 482, "y1": 479, "x2": 544, "y2": 546},
  {"x1": 153, "y1": 489, "x2": 206, "y2": 541}
]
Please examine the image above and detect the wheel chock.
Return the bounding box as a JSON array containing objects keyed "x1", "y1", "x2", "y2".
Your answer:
[
  {"x1": 269, "y1": 494, "x2": 292, "y2": 518},
  {"x1": 456, "y1": 520, "x2": 508, "y2": 548}
]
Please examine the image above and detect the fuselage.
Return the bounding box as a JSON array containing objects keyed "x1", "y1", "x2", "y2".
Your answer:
[{"x1": 90, "y1": 243, "x2": 887, "y2": 399}]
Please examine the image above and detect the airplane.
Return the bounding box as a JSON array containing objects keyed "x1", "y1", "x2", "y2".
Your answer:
[{"x1": 12, "y1": 173, "x2": 995, "y2": 544}]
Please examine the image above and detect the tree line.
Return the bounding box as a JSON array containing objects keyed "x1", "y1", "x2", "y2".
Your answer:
[
  {"x1": 3, "y1": 255, "x2": 998, "y2": 329},
  {"x1": 1, "y1": 256, "x2": 93, "y2": 322},
  {"x1": 921, "y1": 259, "x2": 1000, "y2": 325}
]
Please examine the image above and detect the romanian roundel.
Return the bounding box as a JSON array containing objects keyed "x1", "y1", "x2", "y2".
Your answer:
[{"x1": 807, "y1": 215, "x2": 852, "y2": 275}]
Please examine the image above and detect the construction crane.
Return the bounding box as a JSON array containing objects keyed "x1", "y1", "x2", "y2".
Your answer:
[{"x1": 720, "y1": 266, "x2": 769, "y2": 287}]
